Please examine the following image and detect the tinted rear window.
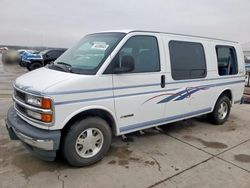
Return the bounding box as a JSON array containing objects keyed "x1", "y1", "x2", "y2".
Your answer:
[{"x1": 169, "y1": 41, "x2": 207, "y2": 80}]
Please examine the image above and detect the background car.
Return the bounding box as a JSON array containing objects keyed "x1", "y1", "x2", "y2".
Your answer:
[
  {"x1": 22, "y1": 48, "x2": 67, "y2": 71},
  {"x1": 40, "y1": 48, "x2": 67, "y2": 65},
  {"x1": 21, "y1": 50, "x2": 43, "y2": 70},
  {"x1": 18, "y1": 50, "x2": 39, "y2": 66},
  {"x1": 18, "y1": 49, "x2": 39, "y2": 57}
]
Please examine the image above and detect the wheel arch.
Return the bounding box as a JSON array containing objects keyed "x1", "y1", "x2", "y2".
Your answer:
[
  {"x1": 61, "y1": 106, "x2": 118, "y2": 136},
  {"x1": 212, "y1": 88, "x2": 233, "y2": 111},
  {"x1": 27, "y1": 60, "x2": 43, "y2": 69},
  {"x1": 30, "y1": 60, "x2": 43, "y2": 65}
]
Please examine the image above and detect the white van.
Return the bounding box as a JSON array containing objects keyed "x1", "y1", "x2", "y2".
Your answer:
[{"x1": 6, "y1": 30, "x2": 245, "y2": 166}]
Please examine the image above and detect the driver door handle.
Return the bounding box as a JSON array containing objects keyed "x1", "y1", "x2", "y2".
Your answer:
[{"x1": 161, "y1": 75, "x2": 165, "y2": 88}]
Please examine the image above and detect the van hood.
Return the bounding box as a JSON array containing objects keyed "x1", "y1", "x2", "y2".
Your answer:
[{"x1": 14, "y1": 68, "x2": 74, "y2": 94}]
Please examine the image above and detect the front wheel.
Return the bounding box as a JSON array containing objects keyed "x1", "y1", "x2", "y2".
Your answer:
[
  {"x1": 208, "y1": 96, "x2": 231, "y2": 125},
  {"x1": 62, "y1": 117, "x2": 112, "y2": 167}
]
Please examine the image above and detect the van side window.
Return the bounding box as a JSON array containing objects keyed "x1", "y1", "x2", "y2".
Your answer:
[
  {"x1": 216, "y1": 46, "x2": 238, "y2": 76},
  {"x1": 112, "y1": 36, "x2": 160, "y2": 73},
  {"x1": 169, "y1": 41, "x2": 207, "y2": 80}
]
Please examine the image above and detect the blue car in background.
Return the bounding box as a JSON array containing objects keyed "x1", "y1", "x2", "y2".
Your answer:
[
  {"x1": 21, "y1": 51, "x2": 43, "y2": 69},
  {"x1": 21, "y1": 48, "x2": 67, "y2": 71}
]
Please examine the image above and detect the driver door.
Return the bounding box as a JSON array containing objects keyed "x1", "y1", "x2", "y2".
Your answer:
[{"x1": 112, "y1": 35, "x2": 166, "y2": 134}]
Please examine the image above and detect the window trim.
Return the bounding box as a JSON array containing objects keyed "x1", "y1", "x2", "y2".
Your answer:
[
  {"x1": 168, "y1": 40, "x2": 207, "y2": 81},
  {"x1": 104, "y1": 35, "x2": 161, "y2": 74},
  {"x1": 215, "y1": 45, "x2": 238, "y2": 76}
]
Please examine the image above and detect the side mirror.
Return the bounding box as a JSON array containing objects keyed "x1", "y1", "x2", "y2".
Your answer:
[{"x1": 114, "y1": 55, "x2": 135, "y2": 74}]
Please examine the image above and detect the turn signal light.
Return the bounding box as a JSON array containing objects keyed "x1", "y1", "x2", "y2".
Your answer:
[
  {"x1": 41, "y1": 114, "x2": 53, "y2": 123},
  {"x1": 41, "y1": 98, "x2": 52, "y2": 109}
]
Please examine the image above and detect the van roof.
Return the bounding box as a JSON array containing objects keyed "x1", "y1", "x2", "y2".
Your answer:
[{"x1": 97, "y1": 30, "x2": 238, "y2": 44}]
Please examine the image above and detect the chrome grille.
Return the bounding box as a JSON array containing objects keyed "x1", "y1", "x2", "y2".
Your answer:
[
  {"x1": 15, "y1": 89, "x2": 26, "y2": 101},
  {"x1": 13, "y1": 90, "x2": 53, "y2": 125},
  {"x1": 15, "y1": 103, "x2": 26, "y2": 115}
]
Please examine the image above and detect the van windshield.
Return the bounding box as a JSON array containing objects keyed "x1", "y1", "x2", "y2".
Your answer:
[{"x1": 51, "y1": 33, "x2": 125, "y2": 74}]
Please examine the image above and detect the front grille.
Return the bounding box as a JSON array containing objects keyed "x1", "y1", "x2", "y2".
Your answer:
[
  {"x1": 13, "y1": 88, "x2": 53, "y2": 124},
  {"x1": 16, "y1": 103, "x2": 26, "y2": 115},
  {"x1": 15, "y1": 89, "x2": 26, "y2": 101}
]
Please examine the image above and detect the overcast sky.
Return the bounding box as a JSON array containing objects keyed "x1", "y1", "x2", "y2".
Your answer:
[{"x1": 0, "y1": 0, "x2": 250, "y2": 48}]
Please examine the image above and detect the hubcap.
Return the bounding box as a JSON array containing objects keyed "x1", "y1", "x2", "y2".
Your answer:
[
  {"x1": 75, "y1": 128, "x2": 104, "y2": 158},
  {"x1": 218, "y1": 102, "x2": 228, "y2": 120}
]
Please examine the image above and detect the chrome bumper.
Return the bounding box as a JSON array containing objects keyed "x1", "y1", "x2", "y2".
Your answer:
[
  {"x1": 6, "y1": 105, "x2": 61, "y2": 161},
  {"x1": 12, "y1": 127, "x2": 54, "y2": 150}
]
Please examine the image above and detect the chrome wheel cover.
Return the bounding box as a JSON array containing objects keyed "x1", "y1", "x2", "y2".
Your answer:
[
  {"x1": 75, "y1": 128, "x2": 104, "y2": 158},
  {"x1": 218, "y1": 101, "x2": 228, "y2": 120}
]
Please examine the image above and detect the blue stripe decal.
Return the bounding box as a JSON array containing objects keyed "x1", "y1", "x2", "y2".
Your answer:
[
  {"x1": 165, "y1": 75, "x2": 244, "y2": 85},
  {"x1": 54, "y1": 96, "x2": 112, "y2": 105},
  {"x1": 47, "y1": 84, "x2": 160, "y2": 95},
  {"x1": 174, "y1": 88, "x2": 201, "y2": 101},
  {"x1": 157, "y1": 89, "x2": 191, "y2": 104},
  {"x1": 113, "y1": 88, "x2": 178, "y2": 99},
  {"x1": 54, "y1": 88, "x2": 179, "y2": 105},
  {"x1": 48, "y1": 87, "x2": 113, "y2": 95},
  {"x1": 119, "y1": 107, "x2": 212, "y2": 132},
  {"x1": 157, "y1": 80, "x2": 244, "y2": 104},
  {"x1": 200, "y1": 80, "x2": 244, "y2": 88},
  {"x1": 47, "y1": 83, "x2": 160, "y2": 95},
  {"x1": 114, "y1": 83, "x2": 159, "y2": 90},
  {"x1": 54, "y1": 79, "x2": 245, "y2": 105},
  {"x1": 44, "y1": 75, "x2": 244, "y2": 96}
]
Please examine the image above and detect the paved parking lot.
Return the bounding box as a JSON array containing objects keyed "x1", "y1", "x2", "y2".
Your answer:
[{"x1": 0, "y1": 56, "x2": 250, "y2": 188}]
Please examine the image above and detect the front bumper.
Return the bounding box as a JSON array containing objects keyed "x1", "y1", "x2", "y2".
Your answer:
[
  {"x1": 19, "y1": 61, "x2": 28, "y2": 67},
  {"x1": 6, "y1": 105, "x2": 61, "y2": 161},
  {"x1": 20, "y1": 60, "x2": 30, "y2": 67}
]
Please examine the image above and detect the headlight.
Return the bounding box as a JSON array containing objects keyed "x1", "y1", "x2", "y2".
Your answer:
[
  {"x1": 26, "y1": 109, "x2": 42, "y2": 120},
  {"x1": 26, "y1": 95, "x2": 42, "y2": 107},
  {"x1": 26, "y1": 109, "x2": 53, "y2": 123},
  {"x1": 26, "y1": 95, "x2": 52, "y2": 109}
]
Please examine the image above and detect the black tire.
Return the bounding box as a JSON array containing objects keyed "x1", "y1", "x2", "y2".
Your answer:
[
  {"x1": 28, "y1": 62, "x2": 43, "y2": 71},
  {"x1": 19, "y1": 61, "x2": 25, "y2": 67},
  {"x1": 208, "y1": 96, "x2": 231, "y2": 125},
  {"x1": 62, "y1": 117, "x2": 112, "y2": 167}
]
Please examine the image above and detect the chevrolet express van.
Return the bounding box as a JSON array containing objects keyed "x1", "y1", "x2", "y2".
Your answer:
[{"x1": 6, "y1": 30, "x2": 245, "y2": 166}]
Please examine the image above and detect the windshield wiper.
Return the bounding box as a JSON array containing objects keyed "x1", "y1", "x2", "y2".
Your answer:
[
  {"x1": 56, "y1": 62, "x2": 73, "y2": 72},
  {"x1": 57, "y1": 62, "x2": 72, "y2": 67},
  {"x1": 48, "y1": 61, "x2": 71, "y2": 73}
]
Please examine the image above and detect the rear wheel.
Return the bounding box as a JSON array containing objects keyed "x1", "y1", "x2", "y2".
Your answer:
[
  {"x1": 28, "y1": 62, "x2": 43, "y2": 71},
  {"x1": 209, "y1": 96, "x2": 231, "y2": 125},
  {"x1": 62, "y1": 117, "x2": 112, "y2": 167}
]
